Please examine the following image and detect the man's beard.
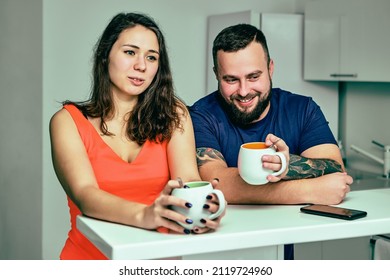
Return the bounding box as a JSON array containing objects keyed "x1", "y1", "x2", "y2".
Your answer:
[{"x1": 218, "y1": 84, "x2": 272, "y2": 127}]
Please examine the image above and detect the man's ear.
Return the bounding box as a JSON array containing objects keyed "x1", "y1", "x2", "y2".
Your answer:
[
  {"x1": 213, "y1": 66, "x2": 218, "y2": 80},
  {"x1": 268, "y1": 59, "x2": 274, "y2": 78}
]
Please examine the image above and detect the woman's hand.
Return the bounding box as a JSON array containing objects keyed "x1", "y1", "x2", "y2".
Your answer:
[
  {"x1": 263, "y1": 134, "x2": 290, "y2": 182},
  {"x1": 142, "y1": 179, "x2": 195, "y2": 234},
  {"x1": 191, "y1": 178, "x2": 227, "y2": 234},
  {"x1": 143, "y1": 178, "x2": 226, "y2": 234}
]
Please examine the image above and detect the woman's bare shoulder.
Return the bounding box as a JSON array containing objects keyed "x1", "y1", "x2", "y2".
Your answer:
[
  {"x1": 50, "y1": 107, "x2": 69, "y2": 124},
  {"x1": 49, "y1": 107, "x2": 75, "y2": 134}
]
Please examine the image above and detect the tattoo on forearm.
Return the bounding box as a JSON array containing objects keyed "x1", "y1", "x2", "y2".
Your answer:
[
  {"x1": 196, "y1": 147, "x2": 225, "y2": 167},
  {"x1": 284, "y1": 154, "x2": 343, "y2": 180}
]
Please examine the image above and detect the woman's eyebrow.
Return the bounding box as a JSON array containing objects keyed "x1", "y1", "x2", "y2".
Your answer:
[{"x1": 122, "y1": 44, "x2": 159, "y2": 55}]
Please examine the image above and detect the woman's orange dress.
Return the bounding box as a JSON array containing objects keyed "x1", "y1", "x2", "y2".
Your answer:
[{"x1": 59, "y1": 104, "x2": 169, "y2": 259}]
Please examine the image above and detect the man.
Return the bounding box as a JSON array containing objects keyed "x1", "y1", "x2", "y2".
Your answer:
[{"x1": 189, "y1": 23, "x2": 353, "y2": 259}]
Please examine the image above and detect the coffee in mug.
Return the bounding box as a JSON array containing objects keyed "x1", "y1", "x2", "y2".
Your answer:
[
  {"x1": 171, "y1": 181, "x2": 226, "y2": 230},
  {"x1": 238, "y1": 142, "x2": 287, "y2": 185}
]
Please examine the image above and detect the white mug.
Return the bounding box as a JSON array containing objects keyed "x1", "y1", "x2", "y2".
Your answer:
[
  {"x1": 238, "y1": 142, "x2": 287, "y2": 185},
  {"x1": 171, "y1": 181, "x2": 226, "y2": 230}
]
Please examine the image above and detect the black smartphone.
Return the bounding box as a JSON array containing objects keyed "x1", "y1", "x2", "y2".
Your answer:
[{"x1": 300, "y1": 204, "x2": 367, "y2": 220}]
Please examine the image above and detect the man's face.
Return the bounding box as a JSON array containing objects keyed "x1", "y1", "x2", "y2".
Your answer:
[{"x1": 214, "y1": 41, "x2": 274, "y2": 126}]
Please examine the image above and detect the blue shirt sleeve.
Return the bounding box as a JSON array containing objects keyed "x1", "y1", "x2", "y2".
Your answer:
[
  {"x1": 189, "y1": 103, "x2": 223, "y2": 152},
  {"x1": 298, "y1": 98, "x2": 337, "y2": 153}
]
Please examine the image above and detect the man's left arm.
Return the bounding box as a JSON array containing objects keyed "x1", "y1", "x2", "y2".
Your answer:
[{"x1": 284, "y1": 144, "x2": 345, "y2": 180}]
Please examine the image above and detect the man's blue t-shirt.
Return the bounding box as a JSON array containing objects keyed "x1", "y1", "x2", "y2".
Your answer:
[
  {"x1": 189, "y1": 88, "x2": 336, "y2": 260},
  {"x1": 189, "y1": 88, "x2": 337, "y2": 167}
]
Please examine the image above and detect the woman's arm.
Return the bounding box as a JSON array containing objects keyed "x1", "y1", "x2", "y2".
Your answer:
[
  {"x1": 166, "y1": 107, "x2": 225, "y2": 232},
  {"x1": 49, "y1": 108, "x2": 189, "y2": 233},
  {"x1": 166, "y1": 107, "x2": 202, "y2": 183}
]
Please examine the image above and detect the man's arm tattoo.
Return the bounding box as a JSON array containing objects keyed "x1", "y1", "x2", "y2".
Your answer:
[
  {"x1": 196, "y1": 147, "x2": 225, "y2": 167},
  {"x1": 284, "y1": 154, "x2": 343, "y2": 180}
]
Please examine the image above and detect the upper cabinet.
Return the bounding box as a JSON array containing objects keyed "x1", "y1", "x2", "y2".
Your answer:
[{"x1": 304, "y1": 0, "x2": 390, "y2": 82}]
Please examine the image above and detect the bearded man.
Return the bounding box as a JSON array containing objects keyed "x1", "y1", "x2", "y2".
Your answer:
[{"x1": 189, "y1": 23, "x2": 353, "y2": 259}]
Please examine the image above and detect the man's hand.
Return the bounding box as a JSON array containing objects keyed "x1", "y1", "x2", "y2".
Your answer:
[{"x1": 263, "y1": 134, "x2": 290, "y2": 182}]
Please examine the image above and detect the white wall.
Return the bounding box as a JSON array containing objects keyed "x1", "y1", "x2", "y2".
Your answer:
[
  {"x1": 42, "y1": 0, "x2": 296, "y2": 259},
  {"x1": 0, "y1": 0, "x2": 43, "y2": 259}
]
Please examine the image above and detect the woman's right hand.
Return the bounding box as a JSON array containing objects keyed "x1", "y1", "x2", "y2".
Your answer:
[{"x1": 141, "y1": 179, "x2": 194, "y2": 234}]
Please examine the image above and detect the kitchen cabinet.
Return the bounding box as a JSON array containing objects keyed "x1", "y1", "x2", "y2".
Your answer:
[
  {"x1": 304, "y1": 0, "x2": 390, "y2": 82},
  {"x1": 295, "y1": 237, "x2": 372, "y2": 260}
]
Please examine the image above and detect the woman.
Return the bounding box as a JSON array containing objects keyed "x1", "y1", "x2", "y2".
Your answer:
[{"x1": 50, "y1": 12, "x2": 224, "y2": 260}]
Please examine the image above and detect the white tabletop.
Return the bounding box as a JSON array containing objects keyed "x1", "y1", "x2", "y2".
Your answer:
[{"x1": 77, "y1": 188, "x2": 390, "y2": 260}]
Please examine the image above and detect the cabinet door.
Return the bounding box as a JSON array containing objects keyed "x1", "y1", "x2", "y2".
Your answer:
[
  {"x1": 304, "y1": 13, "x2": 340, "y2": 80},
  {"x1": 347, "y1": 2, "x2": 390, "y2": 82},
  {"x1": 304, "y1": 0, "x2": 390, "y2": 82},
  {"x1": 304, "y1": 1, "x2": 353, "y2": 81}
]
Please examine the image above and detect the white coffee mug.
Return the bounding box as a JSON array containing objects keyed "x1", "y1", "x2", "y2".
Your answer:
[
  {"x1": 238, "y1": 142, "x2": 287, "y2": 185},
  {"x1": 171, "y1": 181, "x2": 226, "y2": 230}
]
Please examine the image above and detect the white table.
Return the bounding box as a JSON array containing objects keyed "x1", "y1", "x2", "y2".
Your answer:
[{"x1": 77, "y1": 189, "x2": 390, "y2": 260}]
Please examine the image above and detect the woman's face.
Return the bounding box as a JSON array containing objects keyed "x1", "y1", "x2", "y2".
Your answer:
[{"x1": 108, "y1": 25, "x2": 160, "y2": 100}]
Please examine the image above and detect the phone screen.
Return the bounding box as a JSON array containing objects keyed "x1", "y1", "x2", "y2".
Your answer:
[{"x1": 300, "y1": 204, "x2": 367, "y2": 220}]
